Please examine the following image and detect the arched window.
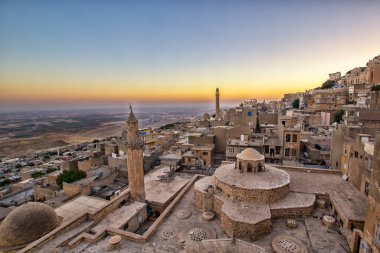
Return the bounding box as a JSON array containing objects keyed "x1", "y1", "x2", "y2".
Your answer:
[{"x1": 247, "y1": 163, "x2": 253, "y2": 172}]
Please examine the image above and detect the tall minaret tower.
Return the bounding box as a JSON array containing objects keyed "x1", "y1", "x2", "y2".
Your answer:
[
  {"x1": 126, "y1": 105, "x2": 145, "y2": 202},
  {"x1": 215, "y1": 87, "x2": 220, "y2": 119}
]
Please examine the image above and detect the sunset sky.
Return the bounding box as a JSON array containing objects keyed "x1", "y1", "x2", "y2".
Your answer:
[{"x1": 1, "y1": 0, "x2": 380, "y2": 110}]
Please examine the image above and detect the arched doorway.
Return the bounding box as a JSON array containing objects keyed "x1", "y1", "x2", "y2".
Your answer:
[{"x1": 247, "y1": 163, "x2": 253, "y2": 172}]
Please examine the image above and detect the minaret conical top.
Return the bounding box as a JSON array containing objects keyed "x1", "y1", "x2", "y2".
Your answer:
[{"x1": 127, "y1": 104, "x2": 138, "y2": 123}]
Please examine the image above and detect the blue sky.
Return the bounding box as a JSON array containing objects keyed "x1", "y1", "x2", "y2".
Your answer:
[{"x1": 1, "y1": 0, "x2": 380, "y2": 110}]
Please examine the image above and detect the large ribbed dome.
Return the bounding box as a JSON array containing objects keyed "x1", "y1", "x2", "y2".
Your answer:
[
  {"x1": 0, "y1": 202, "x2": 59, "y2": 247},
  {"x1": 236, "y1": 148, "x2": 264, "y2": 161}
]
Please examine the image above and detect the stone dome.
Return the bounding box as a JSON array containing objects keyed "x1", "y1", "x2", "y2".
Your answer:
[
  {"x1": 236, "y1": 148, "x2": 264, "y2": 161},
  {"x1": 203, "y1": 113, "x2": 210, "y2": 120},
  {"x1": 0, "y1": 202, "x2": 59, "y2": 247}
]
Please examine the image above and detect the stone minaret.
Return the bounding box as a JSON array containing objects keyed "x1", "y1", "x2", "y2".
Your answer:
[
  {"x1": 126, "y1": 105, "x2": 145, "y2": 202},
  {"x1": 215, "y1": 87, "x2": 220, "y2": 119}
]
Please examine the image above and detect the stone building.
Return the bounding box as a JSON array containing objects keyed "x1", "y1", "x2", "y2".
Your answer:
[
  {"x1": 194, "y1": 148, "x2": 315, "y2": 241},
  {"x1": 367, "y1": 55, "x2": 380, "y2": 84},
  {"x1": 329, "y1": 72, "x2": 341, "y2": 81},
  {"x1": 359, "y1": 132, "x2": 380, "y2": 253}
]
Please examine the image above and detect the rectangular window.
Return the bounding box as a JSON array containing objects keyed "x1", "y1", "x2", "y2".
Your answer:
[
  {"x1": 228, "y1": 148, "x2": 234, "y2": 154},
  {"x1": 292, "y1": 134, "x2": 297, "y2": 143},
  {"x1": 367, "y1": 158, "x2": 372, "y2": 172},
  {"x1": 344, "y1": 147, "x2": 347, "y2": 156},
  {"x1": 364, "y1": 181, "x2": 370, "y2": 196},
  {"x1": 286, "y1": 134, "x2": 291, "y2": 142},
  {"x1": 202, "y1": 151, "x2": 208, "y2": 156},
  {"x1": 292, "y1": 149, "x2": 297, "y2": 157},
  {"x1": 275, "y1": 146, "x2": 281, "y2": 154},
  {"x1": 285, "y1": 148, "x2": 290, "y2": 157},
  {"x1": 247, "y1": 111, "x2": 253, "y2": 116},
  {"x1": 354, "y1": 151, "x2": 358, "y2": 158},
  {"x1": 375, "y1": 223, "x2": 380, "y2": 248},
  {"x1": 264, "y1": 146, "x2": 269, "y2": 154}
]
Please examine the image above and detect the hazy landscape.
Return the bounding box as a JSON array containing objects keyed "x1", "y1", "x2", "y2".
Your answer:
[{"x1": 0, "y1": 104, "x2": 214, "y2": 158}]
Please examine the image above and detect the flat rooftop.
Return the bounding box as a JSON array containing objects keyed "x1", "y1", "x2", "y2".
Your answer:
[
  {"x1": 91, "y1": 201, "x2": 146, "y2": 233},
  {"x1": 286, "y1": 170, "x2": 368, "y2": 221},
  {"x1": 145, "y1": 166, "x2": 191, "y2": 206},
  {"x1": 55, "y1": 195, "x2": 108, "y2": 222},
  {"x1": 219, "y1": 193, "x2": 271, "y2": 224}
]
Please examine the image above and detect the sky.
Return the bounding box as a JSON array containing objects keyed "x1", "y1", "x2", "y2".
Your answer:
[{"x1": 0, "y1": 0, "x2": 380, "y2": 111}]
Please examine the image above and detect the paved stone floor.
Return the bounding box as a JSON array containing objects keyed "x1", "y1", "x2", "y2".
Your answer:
[{"x1": 78, "y1": 186, "x2": 350, "y2": 253}]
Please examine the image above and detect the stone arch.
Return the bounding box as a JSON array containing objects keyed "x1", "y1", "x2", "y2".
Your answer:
[{"x1": 247, "y1": 163, "x2": 253, "y2": 172}]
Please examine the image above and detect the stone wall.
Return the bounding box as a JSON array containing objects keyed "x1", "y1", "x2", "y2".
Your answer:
[
  {"x1": 213, "y1": 194, "x2": 224, "y2": 217},
  {"x1": 63, "y1": 182, "x2": 82, "y2": 196},
  {"x1": 215, "y1": 178, "x2": 290, "y2": 204},
  {"x1": 60, "y1": 160, "x2": 78, "y2": 171},
  {"x1": 78, "y1": 159, "x2": 92, "y2": 171},
  {"x1": 108, "y1": 156, "x2": 127, "y2": 169},
  {"x1": 33, "y1": 185, "x2": 56, "y2": 202},
  {"x1": 221, "y1": 211, "x2": 272, "y2": 241},
  {"x1": 193, "y1": 190, "x2": 214, "y2": 211},
  {"x1": 270, "y1": 205, "x2": 313, "y2": 219}
]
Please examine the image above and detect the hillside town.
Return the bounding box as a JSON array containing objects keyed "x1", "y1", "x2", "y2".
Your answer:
[{"x1": 0, "y1": 55, "x2": 379, "y2": 253}]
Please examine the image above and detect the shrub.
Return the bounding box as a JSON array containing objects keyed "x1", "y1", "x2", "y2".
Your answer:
[
  {"x1": 56, "y1": 169, "x2": 87, "y2": 188},
  {"x1": 334, "y1": 110, "x2": 345, "y2": 123},
  {"x1": 31, "y1": 171, "x2": 45, "y2": 179},
  {"x1": 46, "y1": 167, "x2": 58, "y2": 174},
  {"x1": 371, "y1": 85, "x2": 380, "y2": 91},
  {"x1": 321, "y1": 80, "x2": 335, "y2": 89},
  {"x1": 0, "y1": 179, "x2": 10, "y2": 187},
  {"x1": 292, "y1": 98, "x2": 300, "y2": 109}
]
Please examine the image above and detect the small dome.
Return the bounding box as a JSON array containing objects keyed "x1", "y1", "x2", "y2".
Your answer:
[
  {"x1": 203, "y1": 113, "x2": 210, "y2": 120},
  {"x1": 236, "y1": 148, "x2": 264, "y2": 161},
  {"x1": 0, "y1": 202, "x2": 59, "y2": 247}
]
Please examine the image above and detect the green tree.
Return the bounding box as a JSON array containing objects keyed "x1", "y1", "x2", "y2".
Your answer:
[
  {"x1": 0, "y1": 179, "x2": 11, "y2": 187},
  {"x1": 334, "y1": 110, "x2": 345, "y2": 123},
  {"x1": 371, "y1": 85, "x2": 380, "y2": 91},
  {"x1": 31, "y1": 171, "x2": 45, "y2": 178},
  {"x1": 56, "y1": 169, "x2": 87, "y2": 188},
  {"x1": 46, "y1": 167, "x2": 58, "y2": 174},
  {"x1": 292, "y1": 98, "x2": 300, "y2": 109},
  {"x1": 321, "y1": 80, "x2": 335, "y2": 89}
]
